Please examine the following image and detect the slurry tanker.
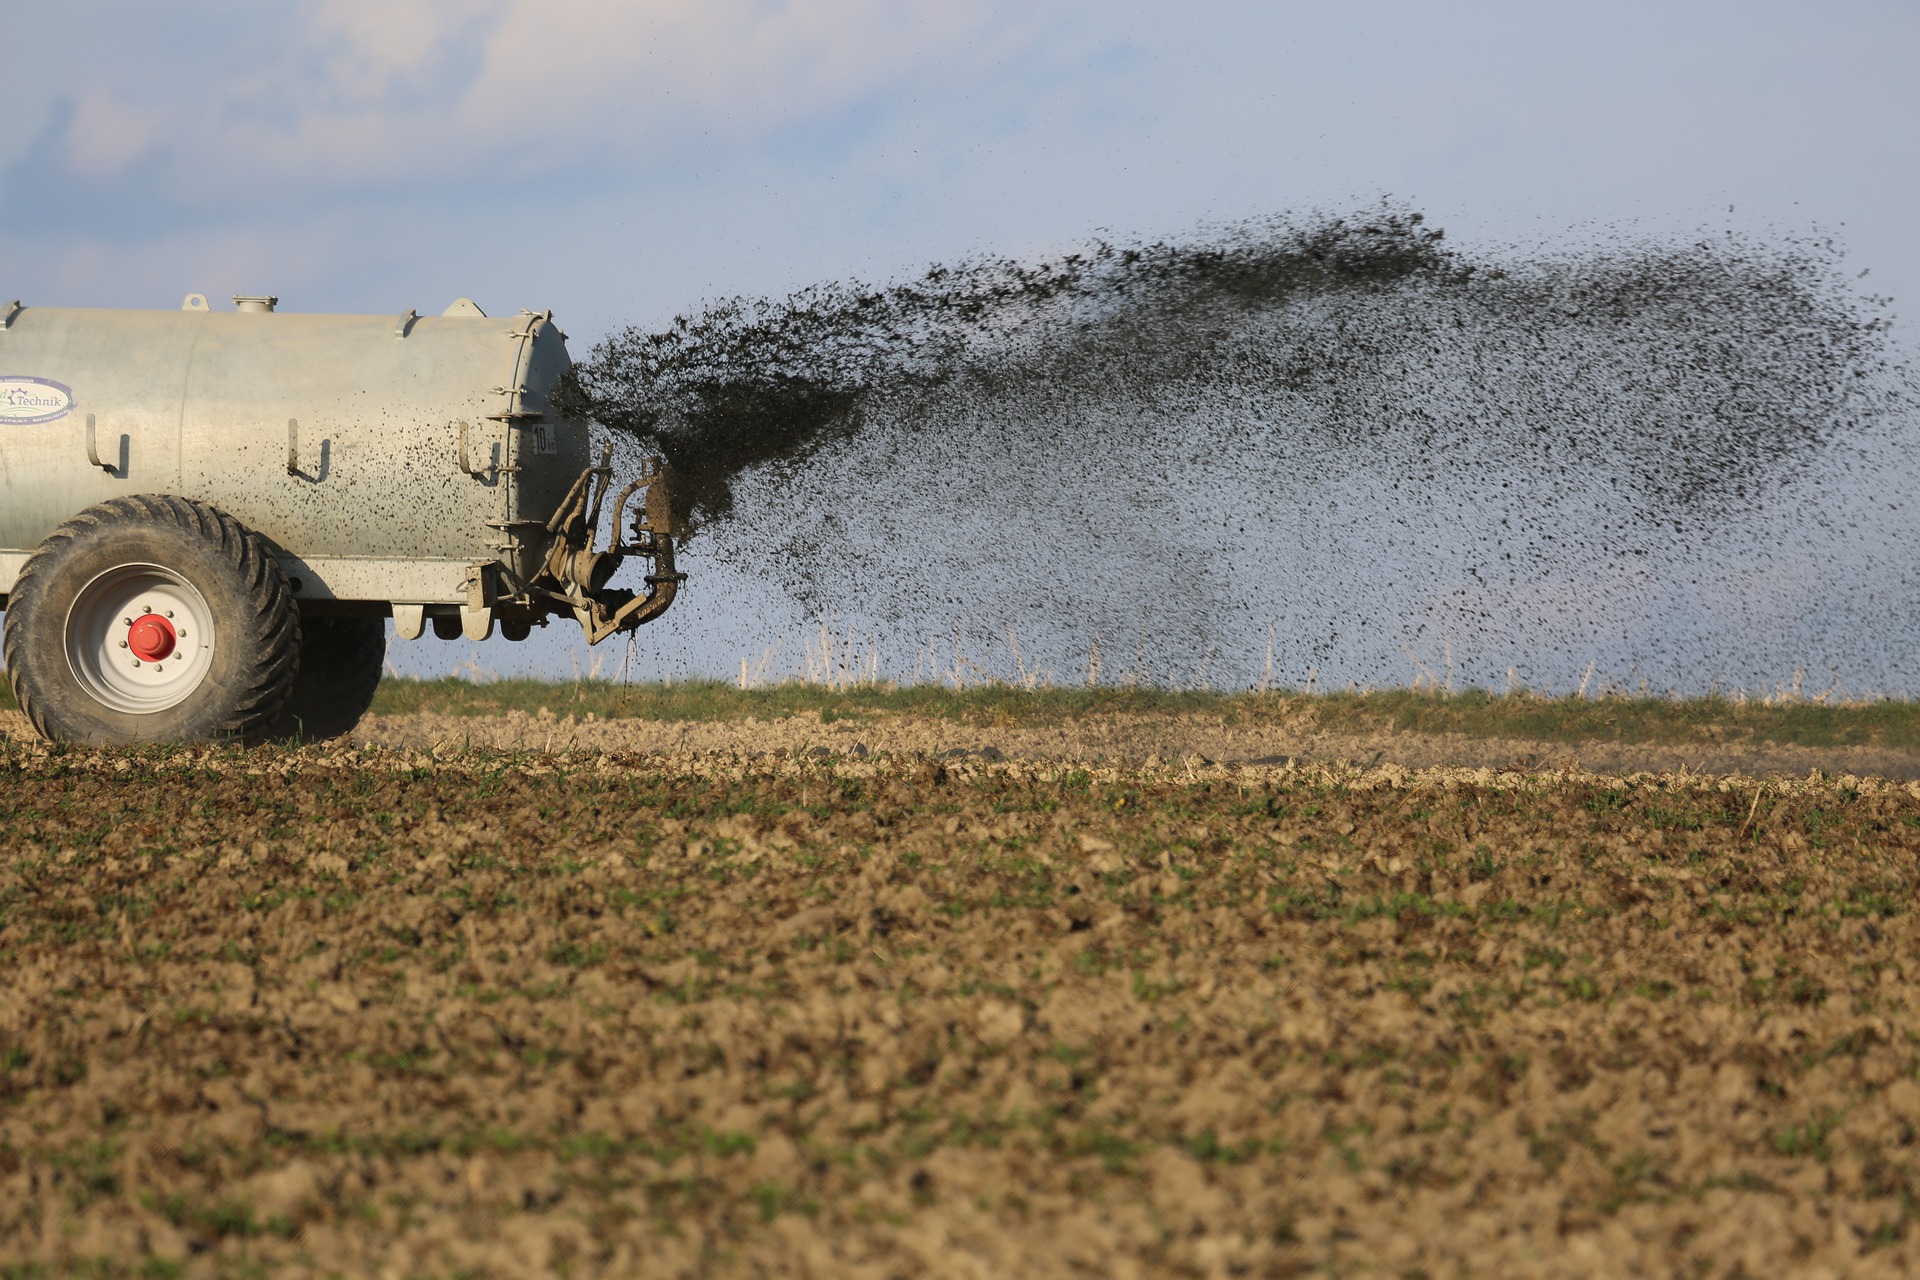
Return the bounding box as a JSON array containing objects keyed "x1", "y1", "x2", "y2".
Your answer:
[{"x1": 0, "y1": 293, "x2": 681, "y2": 744}]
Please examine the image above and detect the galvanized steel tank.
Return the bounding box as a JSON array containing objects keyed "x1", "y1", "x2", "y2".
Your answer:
[{"x1": 0, "y1": 293, "x2": 595, "y2": 619}]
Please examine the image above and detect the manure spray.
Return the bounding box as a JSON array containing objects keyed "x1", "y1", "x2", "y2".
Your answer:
[{"x1": 560, "y1": 208, "x2": 1916, "y2": 693}]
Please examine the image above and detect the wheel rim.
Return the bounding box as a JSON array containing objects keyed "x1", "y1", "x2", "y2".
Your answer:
[{"x1": 64, "y1": 564, "x2": 218, "y2": 714}]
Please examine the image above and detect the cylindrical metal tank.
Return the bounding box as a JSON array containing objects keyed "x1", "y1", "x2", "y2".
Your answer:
[{"x1": 0, "y1": 295, "x2": 591, "y2": 609}]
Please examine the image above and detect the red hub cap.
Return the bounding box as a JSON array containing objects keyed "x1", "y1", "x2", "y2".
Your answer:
[{"x1": 127, "y1": 615, "x2": 177, "y2": 662}]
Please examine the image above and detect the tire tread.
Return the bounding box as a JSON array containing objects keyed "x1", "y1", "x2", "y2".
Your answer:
[{"x1": 5, "y1": 496, "x2": 302, "y2": 743}]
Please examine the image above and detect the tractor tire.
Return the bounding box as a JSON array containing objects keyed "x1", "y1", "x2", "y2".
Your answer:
[
  {"x1": 2, "y1": 495, "x2": 301, "y2": 745},
  {"x1": 271, "y1": 616, "x2": 386, "y2": 741}
]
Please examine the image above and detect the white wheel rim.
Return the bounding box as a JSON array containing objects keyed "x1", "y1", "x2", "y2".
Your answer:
[{"x1": 64, "y1": 564, "x2": 218, "y2": 714}]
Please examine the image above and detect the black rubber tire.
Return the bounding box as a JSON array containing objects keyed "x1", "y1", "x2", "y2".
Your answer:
[
  {"x1": 2, "y1": 495, "x2": 301, "y2": 745},
  {"x1": 270, "y1": 616, "x2": 386, "y2": 741}
]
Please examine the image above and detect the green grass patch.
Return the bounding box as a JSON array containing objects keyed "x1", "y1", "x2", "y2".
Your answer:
[
  {"x1": 368, "y1": 677, "x2": 1234, "y2": 725},
  {"x1": 363, "y1": 678, "x2": 1920, "y2": 750}
]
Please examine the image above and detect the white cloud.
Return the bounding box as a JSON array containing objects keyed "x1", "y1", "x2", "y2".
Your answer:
[
  {"x1": 303, "y1": 0, "x2": 502, "y2": 104},
  {"x1": 63, "y1": 89, "x2": 167, "y2": 177},
  {"x1": 52, "y1": 0, "x2": 1056, "y2": 197}
]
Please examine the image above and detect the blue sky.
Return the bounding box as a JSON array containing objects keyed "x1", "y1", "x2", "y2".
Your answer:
[{"x1": 6, "y1": 1, "x2": 1916, "y2": 338}]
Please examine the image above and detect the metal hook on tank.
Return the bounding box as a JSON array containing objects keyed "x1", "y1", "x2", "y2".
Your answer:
[
  {"x1": 456, "y1": 420, "x2": 491, "y2": 478},
  {"x1": 84, "y1": 415, "x2": 114, "y2": 474}
]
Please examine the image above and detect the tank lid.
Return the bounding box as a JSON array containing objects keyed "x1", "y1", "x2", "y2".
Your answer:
[{"x1": 233, "y1": 295, "x2": 278, "y2": 313}]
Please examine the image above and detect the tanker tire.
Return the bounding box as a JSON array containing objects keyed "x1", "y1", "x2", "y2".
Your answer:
[
  {"x1": 270, "y1": 616, "x2": 386, "y2": 741},
  {"x1": 2, "y1": 495, "x2": 301, "y2": 745}
]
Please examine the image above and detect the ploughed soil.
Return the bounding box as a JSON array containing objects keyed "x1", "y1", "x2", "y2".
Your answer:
[
  {"x1": 357, "y1": 705, "x2": 1920, "y2": 782},
  {"x1": 4, "y1": 716, "x2": 1920, "y2": 1276}
]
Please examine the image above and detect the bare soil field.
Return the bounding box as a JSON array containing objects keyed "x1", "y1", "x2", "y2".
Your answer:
[
  {"x1": 3, "y1": 706, "x2": 1920, "y2": 1276},
  {"x1": 356, "y1": 703, "x2": 1920, "y2": 782}
]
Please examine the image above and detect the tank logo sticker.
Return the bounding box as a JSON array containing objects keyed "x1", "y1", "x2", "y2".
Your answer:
[{"x1": 0, "y1": 376, "x2": 75, "y2": 425}]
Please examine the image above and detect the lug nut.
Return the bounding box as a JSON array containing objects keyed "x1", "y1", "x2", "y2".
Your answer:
[
  {"x1": 165, "y1": 610, "x2": 174, "y2": 618},
  {"x1": 143, "y1": 605, "x2": 152, "y2": 613},
  {"x1": 119, "y1": 640, "x2": 129, "y2": 649},
  {"x1": 154, "y1": 664, "x2": 163, "y2": 673},
  {"x1": 132, "y1": 660, "x2": 141, "y2": 668}
]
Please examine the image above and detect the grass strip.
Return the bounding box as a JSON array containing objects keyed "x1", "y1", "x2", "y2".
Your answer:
[{"x1": 366, "y1": 678, "x2": 1920, "y2": 750}]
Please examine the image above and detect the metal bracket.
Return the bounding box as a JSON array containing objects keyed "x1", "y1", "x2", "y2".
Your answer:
[
  {"x1": 392, "y1": 604, "x2": 427, "y2": 641},
  {"x1": 505, "y1": 309, "x2": 550, "y2": 337},
  {"x1": 1, "y1": 300, "x2": 20, "y2": 330},
  {"x1": 286, "y1": 418, "x2": 300, "y2": 476},
  {"x1": 461, "y1": 564, "x2": 497, "y2": 641},
  {"x1": 84, "y1": 414, "x2": 114, "y2": 474},
  {"x1": 394, "y1": 308, "x2": 419, "y2": 338},
  {"x1": 609, "y1": 458, "x2": 677, "y2": 542},
  {"x1": 491, "y1": 311, "x2": 551, "y2": 428}
]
